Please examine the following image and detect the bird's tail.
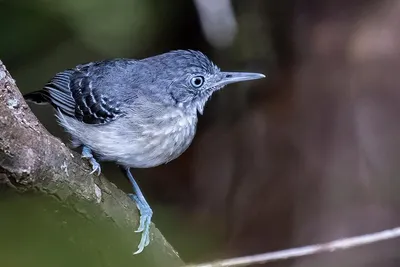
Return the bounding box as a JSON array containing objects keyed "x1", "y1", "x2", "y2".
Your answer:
[{"x1": 24, "y1": 90, "x2": 51, "y2": 105}]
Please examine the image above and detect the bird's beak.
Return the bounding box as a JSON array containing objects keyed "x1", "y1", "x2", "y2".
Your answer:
[{"x1": 215, "y1": 72, "x2": 266, "y2": 87}]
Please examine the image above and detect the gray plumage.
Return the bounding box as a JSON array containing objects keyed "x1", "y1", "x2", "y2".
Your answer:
[{"x1": 24, "y1": 49, "x2": 265, "y2": 254}]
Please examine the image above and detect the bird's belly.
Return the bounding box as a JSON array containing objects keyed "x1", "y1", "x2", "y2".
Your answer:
[
  {"x1": 86, "y1": 121, "x2": 196, "y2": 168},
  {"x1": 60, "y1": 107, "x2": 198, "y2": 168},
  {"x1": 113, "y1": 128, "x2": 196, "y2": 168}
]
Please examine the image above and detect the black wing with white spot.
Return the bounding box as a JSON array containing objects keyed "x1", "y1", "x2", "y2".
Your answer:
[
  {"x1": 25, "y1": 61, "x2": 125, "y2": 125},
  {"x1": 69, "y1": 63, "x2": 123, "y2": 124}
]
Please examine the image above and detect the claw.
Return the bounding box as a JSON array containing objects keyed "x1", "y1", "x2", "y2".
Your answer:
[
  {"x1": 133, "y1": 244, "x2": 145, "y2": 255},
  {"x1": 144, "y1": 234, "x2": 150, "y2": 247},
  {"x1": 133, "y1": 221, "x2": 151, "y2": 255},
  {"x1": 81, "y1": 146, "x2": 102, "y2": 176},
  {"x1": 89, "y1": 160, "x2": 101, "y2": 176}
]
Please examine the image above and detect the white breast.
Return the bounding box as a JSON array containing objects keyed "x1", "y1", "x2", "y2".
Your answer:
[
  {"x1": 58, "y1": 107, "x2": 198, "y2": 168},
  {"x1": 138, "y1": 109, "x2": 198, "y2": 164}
]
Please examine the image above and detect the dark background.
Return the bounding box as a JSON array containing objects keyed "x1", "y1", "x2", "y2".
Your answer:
[{"x1": 1, "y1": 0, "x2": 400, "y2": 266}]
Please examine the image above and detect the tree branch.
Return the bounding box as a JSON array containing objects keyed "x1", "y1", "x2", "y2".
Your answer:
[
  {"x1": 0, "y1": 60, "x2": 183, "y2": 266},
  {"x1": 185, "y1": 227, "x2": 400, "y2": 267}
]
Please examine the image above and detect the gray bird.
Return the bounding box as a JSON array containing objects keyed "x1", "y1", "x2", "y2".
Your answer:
[{"x1": 24, "y1": 50, "x2": 265, "y2": 254}]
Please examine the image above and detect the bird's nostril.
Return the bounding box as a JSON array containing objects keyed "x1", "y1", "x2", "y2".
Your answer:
[{"x1": 226, "y1": 74, "x2": 232, "y2": 78}]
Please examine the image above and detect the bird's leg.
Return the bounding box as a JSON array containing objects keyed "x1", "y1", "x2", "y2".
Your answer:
[
  {"x1": 121, "y1": 166, "x2": 153, "y2": 254},
  {"x1": 81, "y1": 146, "x2": 101, "y2": 176}
]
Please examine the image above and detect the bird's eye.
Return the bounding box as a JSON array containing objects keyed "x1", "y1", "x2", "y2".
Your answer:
[{"x1": 190, "y1": 76, "x2": 205, "y2": 88}]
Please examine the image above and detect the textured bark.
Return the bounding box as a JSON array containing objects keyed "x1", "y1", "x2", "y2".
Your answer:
[{"x1": 0, "y1": 60, "x2": 183, "y2": 267}]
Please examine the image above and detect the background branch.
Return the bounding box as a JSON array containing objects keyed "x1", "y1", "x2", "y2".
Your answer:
[{"x1": 186, "y1": 227, "x2": 400, "y2": 267}]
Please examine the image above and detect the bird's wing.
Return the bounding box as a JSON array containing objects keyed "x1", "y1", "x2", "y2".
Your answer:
[{"x1": 25, "y1": 60, "x2": 128, "y2": 125}]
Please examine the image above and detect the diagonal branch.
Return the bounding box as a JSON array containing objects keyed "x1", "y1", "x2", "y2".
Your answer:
[{"x1": 185, "y1": 227, "x2": 400, "y2": 267}]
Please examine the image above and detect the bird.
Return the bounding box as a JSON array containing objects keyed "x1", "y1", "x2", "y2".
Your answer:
[{"x1": 24, "y1": 49, "x2": 265, "y2": 254}]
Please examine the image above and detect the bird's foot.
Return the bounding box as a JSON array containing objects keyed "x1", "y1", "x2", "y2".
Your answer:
[
  {"x1": 128, "y1": 193, "x2": 153, "y2": 254},
  {"x1": 122, "y1": 167, "x2": 153, "y2": 254},
  {"x1": 88, "y1": 160, "x2": 101, "y2": 175},
  {"x1": 81, "y1": 146, "x2": 101, "y2": 176}
]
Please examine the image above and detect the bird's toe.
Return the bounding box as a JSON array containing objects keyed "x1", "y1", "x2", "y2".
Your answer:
[
  {"x1": 128, "y1": 193, "x2": 153, "y2": 254},
  {"x1": 89, "y1": 160, "x2": 101, "y2": 176}
]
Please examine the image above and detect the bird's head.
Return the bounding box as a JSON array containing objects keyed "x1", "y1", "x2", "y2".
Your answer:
[{"x1": 143, "y1": 50, "x2": 265, "y2": 115}]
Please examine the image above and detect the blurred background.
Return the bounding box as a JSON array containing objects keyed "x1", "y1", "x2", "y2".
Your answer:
[{"x1": 2, "y1": 0, "x2": 400, "y2": 266}]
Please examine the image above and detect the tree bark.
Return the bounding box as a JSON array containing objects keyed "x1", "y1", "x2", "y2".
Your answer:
[{"x1": 0, "y1": 60, "x2": 183, "y2": 267}]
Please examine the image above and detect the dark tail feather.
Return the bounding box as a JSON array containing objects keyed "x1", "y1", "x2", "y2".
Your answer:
[{"x1": 24, "y1": 90, "x2": 51, "y2": 105}]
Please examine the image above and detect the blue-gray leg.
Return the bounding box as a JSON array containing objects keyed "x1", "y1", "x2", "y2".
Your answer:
[
  {"x1": 122, "y1": 166, "x2": 153, "y2": 254},
  {"x1": 81, "y1": 146, "x2": 101, "y2": 176}
]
